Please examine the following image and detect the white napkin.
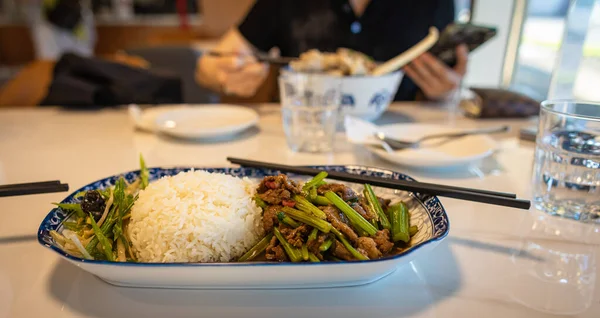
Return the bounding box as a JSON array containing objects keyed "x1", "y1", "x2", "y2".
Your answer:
[{"x1": 344, "y1": 116, "x2": 394, "y2": 153}]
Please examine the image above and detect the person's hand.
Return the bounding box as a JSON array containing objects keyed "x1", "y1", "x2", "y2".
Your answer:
[
  {"x1": 196, "y1": 53, "x2": 269, "y2": 97},
  {"x1": 403, "y1": 44, "x2": 468, "y2": 101}
]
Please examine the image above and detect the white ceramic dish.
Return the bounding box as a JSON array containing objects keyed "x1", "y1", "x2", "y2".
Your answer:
[
  {"x1": 128, "y1": 104, "x2": 190, "y2": 132},
  {"x1": 148, "y1": 105, "x2": 258, "y2": 139},
  {"x1": 368, "y1": 124, "x2": 498, "y2": 167},
  {"x1": 38, "y1": 166, "x2": 449, "y2": 289}
]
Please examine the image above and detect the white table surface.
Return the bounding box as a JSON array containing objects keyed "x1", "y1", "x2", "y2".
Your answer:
[{"x1": 1, "y1": 103, "x2": 599, "y2": 318}]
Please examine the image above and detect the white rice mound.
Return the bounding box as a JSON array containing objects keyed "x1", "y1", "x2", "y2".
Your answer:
[{"x1": 128, "y1": 170, "x2": 264, "y2": 263}]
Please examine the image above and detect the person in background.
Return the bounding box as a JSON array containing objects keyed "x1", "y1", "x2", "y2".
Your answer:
[{"x1": 196, "y1": 0, "x2": 468, "y2": 101}]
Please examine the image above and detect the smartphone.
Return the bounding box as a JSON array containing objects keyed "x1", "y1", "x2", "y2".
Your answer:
[{"x1": 429, "y1": 23, "x2": 497, "y2": 66}]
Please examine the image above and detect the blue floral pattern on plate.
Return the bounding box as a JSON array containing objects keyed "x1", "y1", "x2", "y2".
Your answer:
[{"x1": 38, "y1": 165, "x2": 449, "y2": 265}]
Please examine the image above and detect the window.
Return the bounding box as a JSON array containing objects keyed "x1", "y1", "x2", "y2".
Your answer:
[{"x1": 508, "y1": 0, "x2": 600, "y2": 101}]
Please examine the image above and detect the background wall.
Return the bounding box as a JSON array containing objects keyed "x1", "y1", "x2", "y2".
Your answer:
[{"x1": 463, "y1": 0, "x2": 516, "y2": 88}]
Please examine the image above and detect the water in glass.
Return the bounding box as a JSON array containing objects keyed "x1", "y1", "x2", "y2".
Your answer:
[
  {"x1": 532, "y1": 101, "x2": 600, "y2": 222},
  {"x1": 282, "y1": 105, "x2": 338, "y2": 153},
  {"x1": 279, "y1": 73, "x2": 341, "y2": 153}
]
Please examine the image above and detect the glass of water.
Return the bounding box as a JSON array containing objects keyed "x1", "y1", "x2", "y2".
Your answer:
[
  {"x1": 279, "y1": 73, "x2": 341, "y2": 153},
  {"x1": 532, "y1": 100, "x2": 600, "y2": 222}
]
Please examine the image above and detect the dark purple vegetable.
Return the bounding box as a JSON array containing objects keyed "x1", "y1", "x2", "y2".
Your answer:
[{"x1": 81, "y1": 190, "x2": 106, "y2": 222}]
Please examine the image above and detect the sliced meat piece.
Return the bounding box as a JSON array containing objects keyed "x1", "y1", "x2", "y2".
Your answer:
[
  {"x1": 351, "y1": 201, "x2": 375, "y2": 221},
  {"x1": 280, "y1": 224, "x2": 310, "y2": 248},
  {"x1": 373, "y1": 229, "x2": 394, "y2": 254},
  {"x1": 258, "y1": 175, "x2": 301, "y2": 194},
  {"x1": 265, "y1": 236, "x2": 288, "y2": 261},
  {"x1": 357, "y1": 237, "x2": 382, "y2": 259},
  {"x1": 262, "y1": 205, "x2": 281, "y2": 233},
  {"x1": 332, "y1": 240, "x2": 354, "y2": 261},
  {"x1": 320, "y1": 205, "x2": 349, "y2": 224},
  {"x1": 258, "y1": 189, "x2": 291, "y2": 205},
  {"x1": 357, "y1": 197, "x2": 377, "y2": 220},
  {"x1": 377, "y1": 197, "x2": 391, "y2": 212},
  {"x1": 317, "y1": 183, "x2": 358, "y2": 201},
  {"x1": 320, "y1": 205, "x2": 359, "y2": 243}
]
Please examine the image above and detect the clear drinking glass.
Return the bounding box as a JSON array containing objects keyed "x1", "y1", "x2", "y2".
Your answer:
[
  {"x1": 279, "y1": 73, "x2": 341, "y2": 153},
  {"x1": 532, "y1": 100, "x2": 600, "y2": 222}
]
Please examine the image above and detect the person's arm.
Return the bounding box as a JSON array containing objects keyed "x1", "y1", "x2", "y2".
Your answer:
[
  {"x1": 195, "y1": 0, "x2": 280, "y2": 97},
  {"x1": 403, "y1": 0, "x2": 468, "y2": 101}
]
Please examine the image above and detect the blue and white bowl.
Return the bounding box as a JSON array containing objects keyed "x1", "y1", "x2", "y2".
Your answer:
[
  {"x1": 279, "y1": 70, "x2": 403, "y2": 121},
  {"x1": 38, "y1": 165, "x2": 448, "y2": 289}
]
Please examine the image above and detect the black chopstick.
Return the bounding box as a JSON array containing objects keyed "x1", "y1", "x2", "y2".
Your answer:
[
  {"x1": 0, "y1": 180, "x2": 61, "y2": 190},
  {"x1": 227, "y1": 157, "x2": 531, "y2": 210},
  {"x1": 204, "y1": 51, "x2": 297, "y2": 65},
  {"x1": 0, "y1": 181, "x2": 69, "y2": 197}
]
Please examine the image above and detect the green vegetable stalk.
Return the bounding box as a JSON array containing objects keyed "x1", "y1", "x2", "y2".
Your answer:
[
  {"x1": 390, "y1": 202, "x2": 410, "y2": 243},
  {"x1": 139, "y1": 154, "x2": 149, "y2": 190},
  {"x1": 89, "y1": 213, "x2": 115, "y2": 261},
  {"x1": 293, "y1": 195, "x2": 327, "y2": 219},
  {"x1": 274, "y1": 227, "x2": 302, "y2": 262},
  {"x1": 308, "y1": 228, "x2": 318, "y2": 241},
  {"x1": 364, "y1": 184, "x2": 391, "y2": 230},
  {"x1": 324, "y1": 191, "x2": 377, "y2": 236},
  {"x1": 253, "y1": 195, "x2": 267, "y2": 209},
  {"x1": 302, "y1": 171, "x2": 328, "y2": 192},
  {"x1": 277, "y1": 212, "x2": 300, "y2": 228},
  {"x1": 312, "y1": 195, "x2": 331, "y2": 206},
  {"x1": 238, "y1": 233, "x2": 274, "y2": 262},
  {"x1": 309, "y1": 187, "x2": 317, "y2": 201},
  {"x1": 301, "y1": 244, "x2": 309, "y2": 261},
  {"x1": 62, "y1": 221, "x2": 82, "y2": 232},
  {"x1": 331, "y1": 228, "x2": 368, "y2": 261},
  {"x1": 281, "y1": 207, "x2": 332, "y2": 233},
  {"x1": 85, "y1": 192, "x2": 137, "y2": 255},
  {"x1": 308, "y1": 252, "x2": 320, "y2": 262},
  {"x1": 409, "y1": 225, "x2": 418, "y2": 237},
  {"x1": 319, "y1": 238, "x2": 333, "y2": 252}
]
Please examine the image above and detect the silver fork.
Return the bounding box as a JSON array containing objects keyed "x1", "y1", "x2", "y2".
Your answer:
[{"x1": 375, "y1": 125, "x2": 510, "y2": 150}]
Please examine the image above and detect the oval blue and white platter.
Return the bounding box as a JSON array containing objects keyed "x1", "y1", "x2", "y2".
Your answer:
[{"x1": 38, "y1": 165, "x2": 449, "y2": 289}]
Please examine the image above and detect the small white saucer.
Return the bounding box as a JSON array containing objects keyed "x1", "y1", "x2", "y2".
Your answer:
[
  {"x1": 367, "y1": 124, "x2": 498, "y2": 167},
  {"x1": 154, "y1": 105, "x2": 259, "y2": 139}
]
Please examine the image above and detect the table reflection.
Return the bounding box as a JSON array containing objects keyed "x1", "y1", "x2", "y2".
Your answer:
[{"x1": 509, "y1": 210, "x2": 600, "y2": 314}]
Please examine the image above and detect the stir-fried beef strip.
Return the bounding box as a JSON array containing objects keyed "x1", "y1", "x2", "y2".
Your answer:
[
  {"x1": 262, "y1": 205, "x2": 281, "y2": 232},
  {"x1": 258, "y1": 188, "x2": 291, "y2": 205},
  {"x1": 332, "y1": 240, "x2": 354, "y2": 261},
  {"x1": 317, "y1": 183, "x2": 358, "y2": 201},
  {"x1": 373, "y1": 229, "x2": 395, "y2": 254},
  {"x1": 280, "y1": 224, "x2": 310, "y2": 248},
  {"x1": 265, "y1": 236, "x2": 288, "y2": 261},
  {"x1": 258, "y1": 174, "x2": 302, "y2": 194},
  {"x1": 357, "y1": 237, "x2": 382, "y2": 259},
  {"x1": 320, "y1": 205, "x2": 359, "y2": 243},
  {"x1": 377, "y1": 197, "x2": 391, "y2": 211},
  {"x1": 351, "y1": 201, "x2": 375, "y2": 221},
  {"x1": 356, "y1": 197, "x2": 377, "y2": 220},
  {"x1": 307, "y1": 232, "x2": 327, "y2": 260}
]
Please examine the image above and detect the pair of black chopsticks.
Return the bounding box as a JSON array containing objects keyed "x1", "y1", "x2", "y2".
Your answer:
[
  {"x1": 0, "y1": 180, "x2": 69, "y2": 197},
  {"x1": 227, "y1": 157, "x2": 531, "y2": 210},
  {"x1": 204, "y1": 51, "x2": 297, "y2": 65}
]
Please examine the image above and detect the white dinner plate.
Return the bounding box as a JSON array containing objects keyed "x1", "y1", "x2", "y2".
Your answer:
[
  {"x1": 368, "y1": 124, "x2": 498, "y2": 167},
  {"x1": 154, "y1": 105, "x2": 259, "y2": 139}
]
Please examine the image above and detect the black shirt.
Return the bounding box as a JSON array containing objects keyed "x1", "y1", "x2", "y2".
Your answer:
[{"x1": 238, "y1": 0, "x2": 455, "y2": 101}]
